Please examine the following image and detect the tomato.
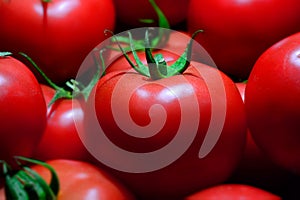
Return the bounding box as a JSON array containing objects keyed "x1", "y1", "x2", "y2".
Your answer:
[
  {"x1": 0, "y1": 0, "x2": 115, "y2": 84},
  {"x1": 245, "y1": 32, "x2": 300, "y2": 175},
  {"x1": 81, "y1": 39, "x2": 247, "y2": 199},
  {"x1": 0, "y1": 159, "x2": 135, "y2": 200},
  {"x1": 32, "y1": 84, "x2": 95, "y2": 162},
  {"x1": 113, "y1": 0, "x2": 189, "y2": 30},
  {"x1": 229, "y1": 83, "x2": 292, "y2": 193},
  {"x1": 0, "y1": 55, "x2": 47, "y2": 164},
  {"x1": 187, "y1": 0, "x2": 300, "y2": 80},
  {"x1": 185, "y1": 184, "x2": 281, "y2": 200}
]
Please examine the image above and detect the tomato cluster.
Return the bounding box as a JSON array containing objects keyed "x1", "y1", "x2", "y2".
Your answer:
[{"x1": 0, "y1": 0, "x2": 300, "y2": 199}]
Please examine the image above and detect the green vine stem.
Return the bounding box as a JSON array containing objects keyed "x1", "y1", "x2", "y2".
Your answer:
[
  {"x1": 18, "y1": 51, "x2": 103, "y2": 105},
  {"x1": 19, "y1": 52, "x2": 72, "y2": 106},
  {"x1": 1, "y1": 156, "x2": 59, "y2": 200}
]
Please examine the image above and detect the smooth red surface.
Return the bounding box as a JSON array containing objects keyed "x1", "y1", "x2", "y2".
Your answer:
[
  {"x1": 0, "y1": 0, "x2": 115, "y2": 84},
  {"x1": 245, "y1": 32, "x2": 300, "y2": 175},
  {"x1": 185, "y1": 184, "x2": 281, "y2": 200},
  {"x1": 86, "y1": 50, "x2": 247, "y2": 199},
  {"x1": 0, "y1": 56, "x2": 47, "y2": 164},
  {"x1": 33, "y1": 85, "x2": 94, "y2": 162},
  {"x1": 188, "y1": 0, "x2": 300, "y2": 80}
]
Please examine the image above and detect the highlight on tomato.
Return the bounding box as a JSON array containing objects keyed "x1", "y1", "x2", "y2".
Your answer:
[
  {"x1": 188, "y1": 0, "x2": 300, "y2": 80},
  {"x1": 73, "y1": 28, "x2": 247, "y2": 199},
  {"x1": 184, "y1": 184, "x2": 282, "y2": 200},
  {"x1": 0, "y1": 52, "x2": 47, "y2": 165},
  {"x1": 0, "y1": 0, "x2": 115, "y2": 84},
  {"x1": 245, "y1": 32, "x2": 300, "y2": 175}
]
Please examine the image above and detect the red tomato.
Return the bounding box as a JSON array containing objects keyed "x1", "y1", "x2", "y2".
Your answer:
[
  {"x1": 113, "y1": 0, "x2": 189, "y2": 29},
  {"x1": 0, "y1": 159, "x2": 135, "y2": 200},
  {"x1": 185, "y1": 184, "x2": 281, "y2": 200},
  {"x1": 83, "y1": 47, "x2": 247, "y2": 199},
  {"x1": 0, "y1": 0, "x2": 115, "y2": 84},
  {"x1": 230, "y1": 83, "x2": 292, "y2": 192},
  {"x1": 188, "y1": 0, "x2": 300, "y2": 80},
  {"x1": 33, "y1": 85, "x2": 95, "y2": 162},
  {"x1": 245, "y1": 32, "x2": 300, "y2": 175},
  {"x1": 0, "y1": 55, "x2": 47, "y2": 164}
]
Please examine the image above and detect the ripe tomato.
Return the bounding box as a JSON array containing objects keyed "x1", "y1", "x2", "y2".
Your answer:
[
  {"x1": 230, "y1": 83, "x2": 292, "y2": 192},
  {"x1": 82, "y1": 45, "x2": 247, "y2": 199},
  {"x1": 0, "y1": 159, "x2": 135, "y2": 200},
  {"x1": 0, "y1": 0, "x2": 115, "y2": 84},
  {"x1": 0, "y1": 55, "x2": 47, "y2": 164},
  {"x1": 185, "y1": 184, "x2": 281, "y2": 200},
  {"x1": 113, "y1": 0, "x2": 189, "y2": 29},
  {"x1": 188, "y1": 0, "x2": 300, "y2": 80},
  {"x1": 245, "y1": 32, "x2": 300, "y2": 175},
  {"x1": 33, "y1": 84, "x2": 95, "y2": 162}
]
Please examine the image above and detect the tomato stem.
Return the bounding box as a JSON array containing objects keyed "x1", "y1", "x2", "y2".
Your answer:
[
  {"x1": 145, "y1": 30, "x2": 168, "y2": 80},
  {"x1": 112, "y1": 29, "x2": 203, "y2": 80},
  {"x1": 79, "y1": 48, "x2": 106, "y2": 101},
  {"x1": 18, "y1": 52, "x2": 73, "y2": 106}
]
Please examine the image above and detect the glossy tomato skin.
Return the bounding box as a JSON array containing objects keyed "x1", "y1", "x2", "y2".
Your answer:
[
  {"x1": 185, "y1": 184, "x2": 282, "y2": 200},
  {"x1": 245, "y1": 32, "x2": 300, "y2": 175},
  {"x1": 0, "y1": 0, "x2": 115, "y2": 84},
  {"x1": 230, "y1": 83, "x2": 292, "y2": 193},
  {"x1": 85, "y1": 52, "x2": 247, "y2": 199},
  {"x1": 33, "y1": 85, "x2": 95, "y2": 162},
  {"x1": 188, "y1": 0, "x2": 300, "y2": 80},
  {"x1": 0, "y1": 160, "x2": 135, "y2": 200},
  {"x1": 113, "y1": 0, "x2": 189, "y2": 29},
  {"x1": 0, "y1": 56, "x2": 47, "y2": 164}
]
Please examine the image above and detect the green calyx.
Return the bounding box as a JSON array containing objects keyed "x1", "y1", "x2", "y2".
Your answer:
[
  {"x1": 1, "y1": 156, "x2": 59, "y2": 200},
  {"x1": 111, "y1": 29, "x2": 203, "y2": 80}
]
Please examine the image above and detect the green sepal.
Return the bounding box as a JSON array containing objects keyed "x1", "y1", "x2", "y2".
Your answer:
[
  {"x1": 78, "y1": 48, "x2": 106, "y2": 101},
  {"x1": 107, "y1": 30, "x2": 150, "y2": 77},
  {"x1": 2, "y1": 162, "x2": 30, "y2": 200},
  {"x1": 15, "y1": 170, "x2": 46, "y2": 200},
  {"x1": 23, "y1": 167, "x2": 56, "y2": 200},
  {"x1": 15, "y1": 156, "x2": 60, "y2": 197},
  {"x1": 113, "y1": 29, "x2": 203, "y2": 80},
  {"x1": 168, "y1": 29, "x2": 203, "y2": 74}
]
